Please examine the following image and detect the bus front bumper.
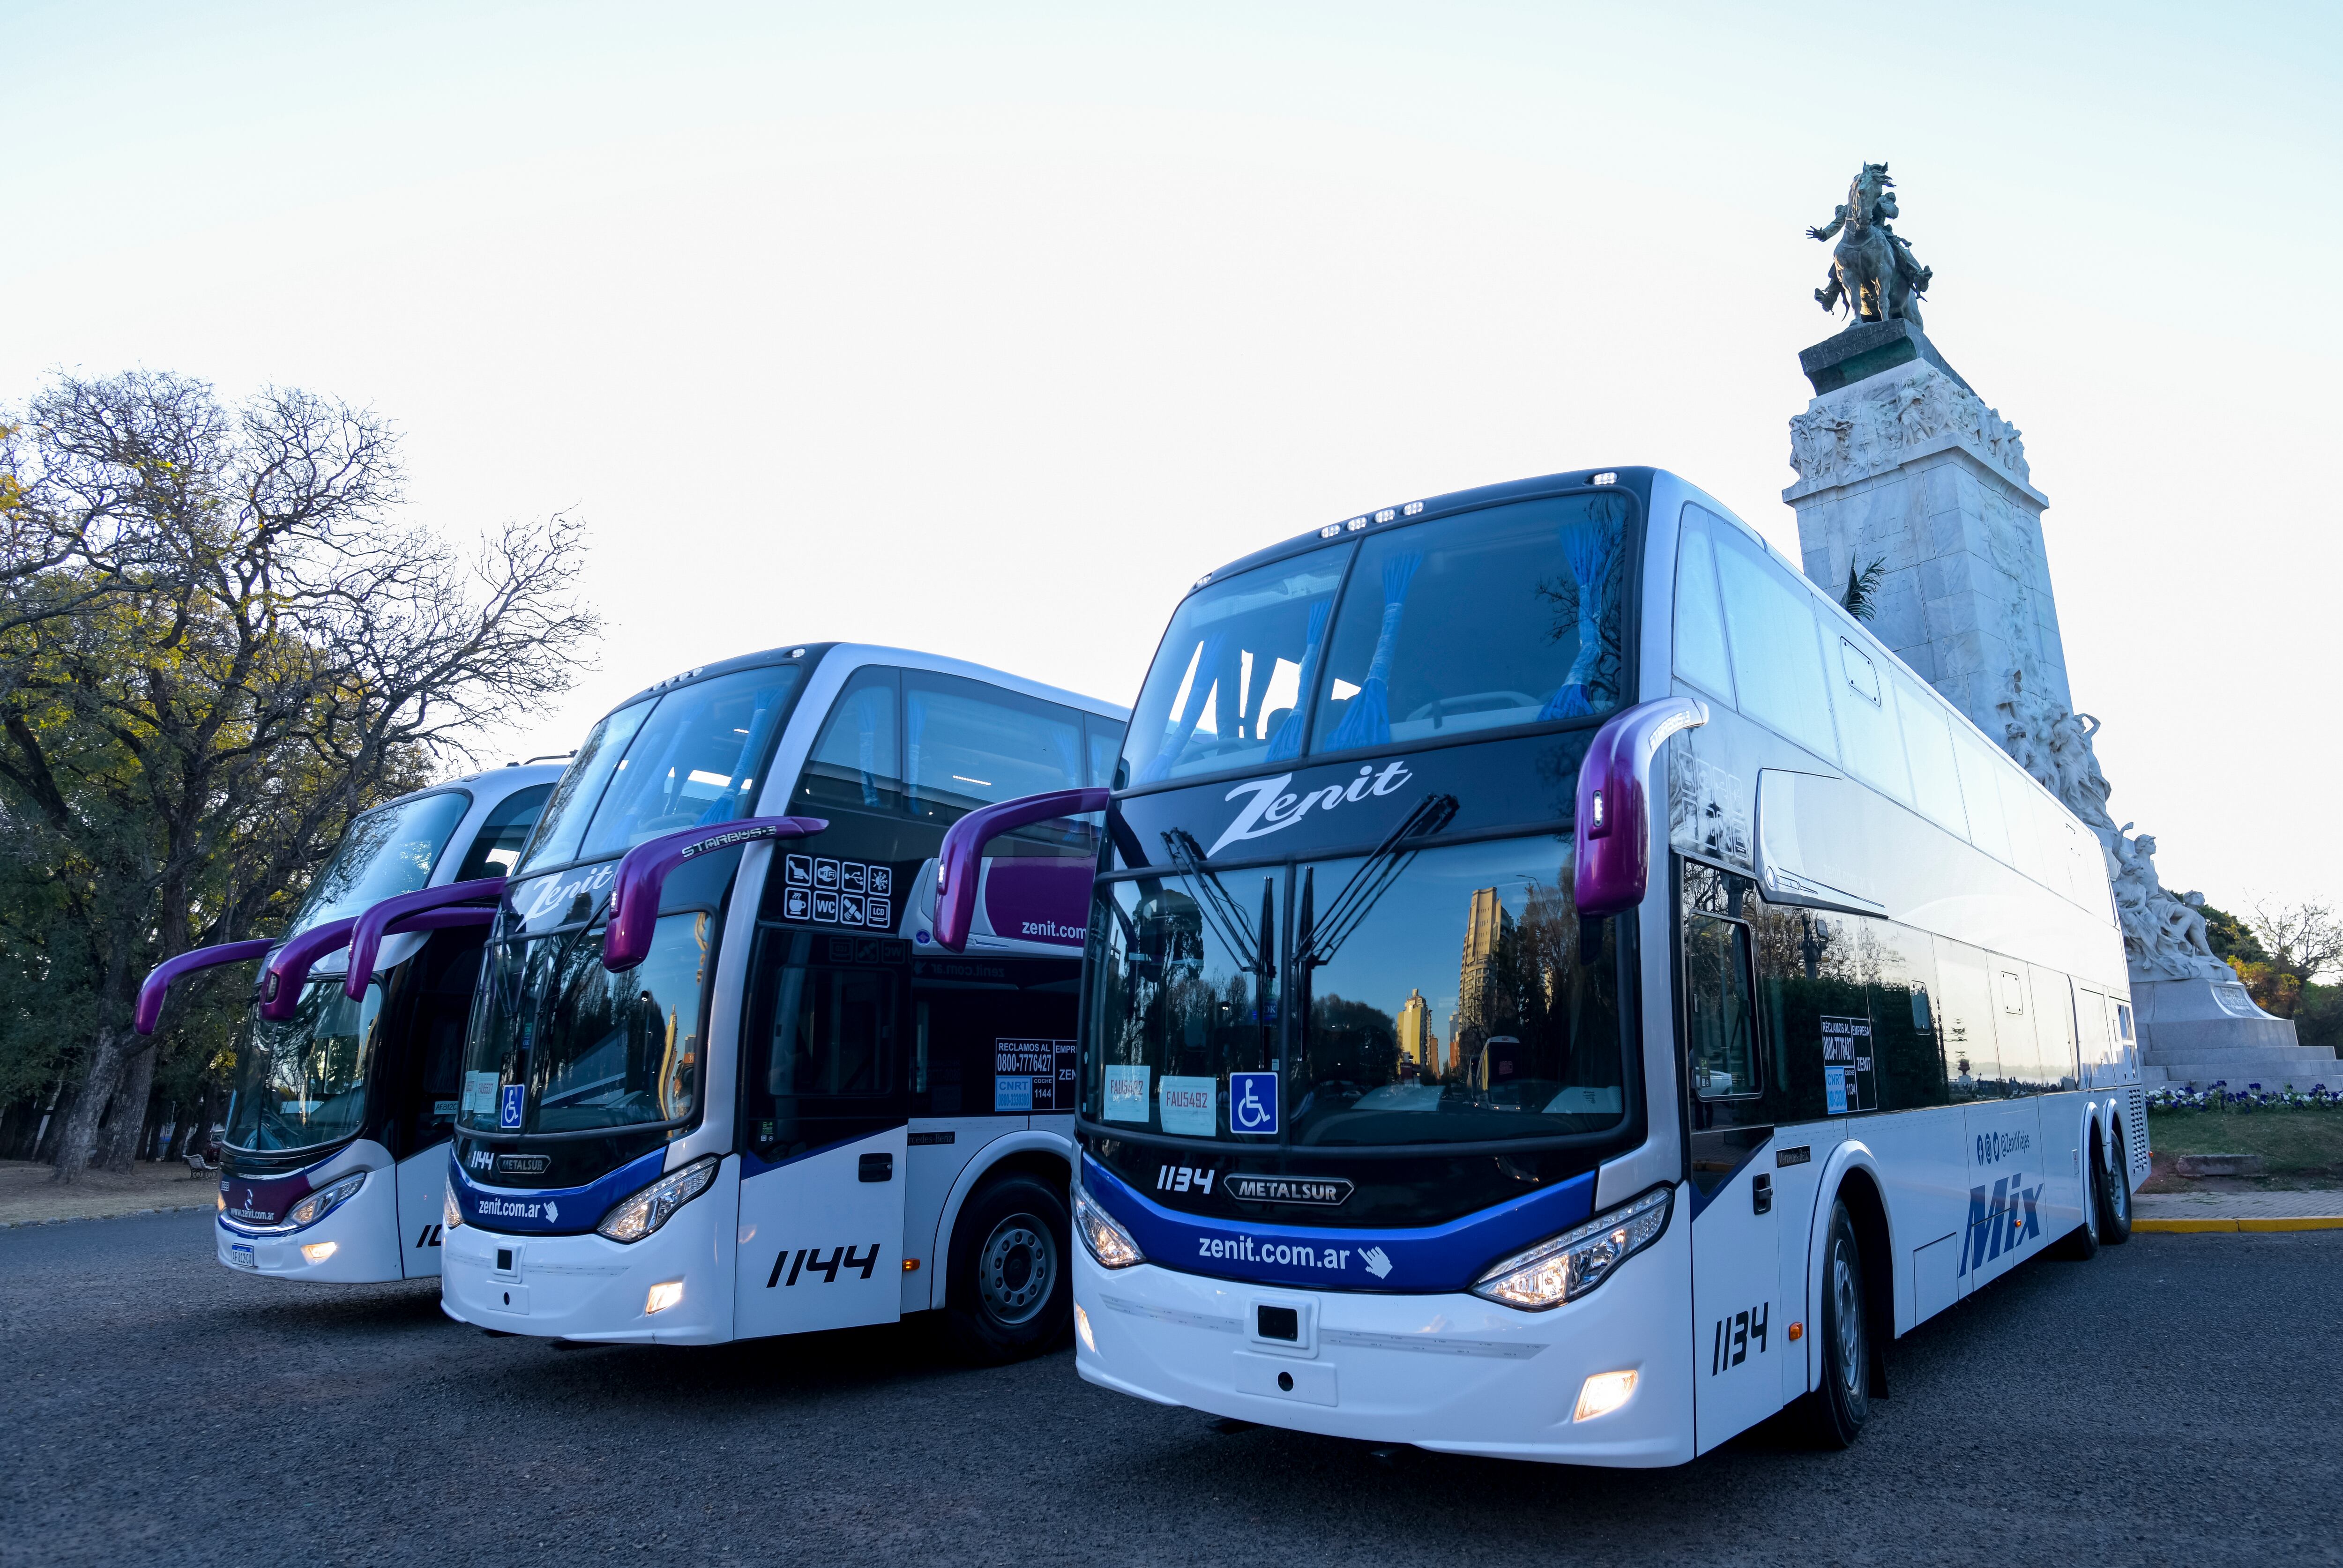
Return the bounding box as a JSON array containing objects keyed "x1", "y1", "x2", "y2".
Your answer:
[
  {"x1": 215, "y1": 1174, "x2": 404, "y2": 1285},
  {"x1": 1072, "y1": 1243, "x2": 1694, "y2": 1467},
  {"x1": 440, "y1": 1184, "x2": 731, "y2": 1345}
]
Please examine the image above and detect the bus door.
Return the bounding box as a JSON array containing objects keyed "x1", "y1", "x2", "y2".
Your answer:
[
  {"x1": 1679, "y1": 881, "x2": 1784, "y2": 1452},
  {"x1": 391, "y1": 928, "x2": 485, "y2": 1277},
  {"x1": 734, "y1": 932, "x2": 911, "y2": 1338}
]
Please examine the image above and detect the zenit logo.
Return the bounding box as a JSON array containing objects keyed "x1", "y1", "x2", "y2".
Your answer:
[
  {"x1": 1960, "y1": 1171, "x2": 2043, "y2": 1276},
  {"x1": 1207, "y1": 760, "x2": 1415, "y2": 856}
]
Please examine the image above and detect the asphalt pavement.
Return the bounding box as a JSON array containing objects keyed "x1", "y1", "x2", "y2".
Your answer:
[{"x1": 3, "y1": 1211, "x2": 2336, "y2": 1568}]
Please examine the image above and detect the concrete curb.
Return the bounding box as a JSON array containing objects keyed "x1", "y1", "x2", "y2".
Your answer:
[
  {"x1": 2136, "y1": 1216, "x2": 2343, "y2": 1234},
  {"x1": 0, "y1": 1203, "x2": 217, "y2": 1230}
]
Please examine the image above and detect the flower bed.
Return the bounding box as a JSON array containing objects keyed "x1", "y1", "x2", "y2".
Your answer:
[{"x1": 2146, "y1": 1081, "x2": 2340, "y2": 1112}]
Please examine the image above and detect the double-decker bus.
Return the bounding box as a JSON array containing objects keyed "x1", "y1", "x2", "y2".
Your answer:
[
  {"x1": 137, "y1": 765, "x2": 561, "y2": 1283},
  {"x1": 942, "y1": 468, "x2": 2144, "y2": 1463},
  {"x1": 439, "y1": 643, "x2": 1126, "y2": 1361}
]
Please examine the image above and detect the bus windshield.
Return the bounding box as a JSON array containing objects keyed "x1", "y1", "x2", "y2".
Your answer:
[
  {"x1": 226, "y1": 980, "x2": 387, "y2": 1152},
  {"x1": 1123, "y1": 492, "x2": 1634, "y2": 786},
  {"x1": 459, "y1": 912, "x2": 712, "y2": 1137},
  {"x1": 286, "y1": 791, "x2": 471, "y2": 935},
  {"x1": 518, "y1": 664, "x2": 805, "y2": 876},
  {"x1": 1086, "y1": 836, "x2": 1626, "y2": 1146}
]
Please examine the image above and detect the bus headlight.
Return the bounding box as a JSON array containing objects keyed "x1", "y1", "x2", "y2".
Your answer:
[
  {"x1": 1470, "y1": 1184, "x2": 1672, "y2": 1311},
  {"x1": 1074, "y1": 1184, "x2": 1144, "y2": 1269},
  {"x1": 596, "y1": 1155, "x2": 720, "y2": 1244},
  {"x1": 287, "y1": 1171, "x2": 369, "y2": 1230},
  {"x1": 444, "y1": 1178, "x2": 463, "y2": 1232}
]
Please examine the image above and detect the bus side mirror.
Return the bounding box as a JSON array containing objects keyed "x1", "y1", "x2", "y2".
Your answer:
[
  {"x1": 933, "y1": 787, "x2": 1111, "y2": 953},
  {"x1": 260, "y1": 918, "x2": 362, "y2": 1021},
  {"x1": 344, "y1": 877, "x2": 507, "y2": 1001},
  {"x1": 1574, "y1": 697, "x2": 1708, "y2": 919},
  {"x1": 601, "y1": 816, "x2": 829, "y2": 972},
  {"x1": 134, "y1": 939, "x2": 276, "y2": 1036}
]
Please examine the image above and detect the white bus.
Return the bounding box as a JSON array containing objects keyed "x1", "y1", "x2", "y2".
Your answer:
[
  {"x1": 136, "y1": 764, "x2": 562, "y2": 1283},
  {"x1": 944, "y1": 468, "x2": 2144, "y2": 1463},
  {"x1": 440, "y1": 643, "x2": 1126, "y2": 1360}
]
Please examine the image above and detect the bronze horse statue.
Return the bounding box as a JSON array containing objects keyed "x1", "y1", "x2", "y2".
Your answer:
[{"x1": 1809, "y1": 162, "x2": 1931, "y2": 327}]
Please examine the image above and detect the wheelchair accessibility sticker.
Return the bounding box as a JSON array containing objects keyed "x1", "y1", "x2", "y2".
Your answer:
[
  {"x1": 499, "y1": 1083, "x2": 526, "y2": 1130},
  {"x1": 1230, "y1": 1071, "x2": 1278, "y2": 1135}
]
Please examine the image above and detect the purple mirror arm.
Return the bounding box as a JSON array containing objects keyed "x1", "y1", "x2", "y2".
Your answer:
[
  {"x1": 259, "y1": 918, "x2": 360, "y2": 1021},
  {"x1": 134, "y1": 939, "x2": 275, "y2": 1037},
  {"x1": 602, "y1": 817, "x2": 829, "y2": 973},
  {"x1": 933, "y1": 788, "x2": 1111, "y2": 953},
  {"x1": 1573, "y1": 696, "x2": 1709, "y2": 919},
  {"x1": 344, "y1": 877, "x2": 508, "y2": 1001}
]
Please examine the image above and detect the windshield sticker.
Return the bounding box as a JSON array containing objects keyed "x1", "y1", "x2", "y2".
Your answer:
[
  {"x1": 996, "y1": 1039, "x2": 1078, "y2": 1114},
  {"x1": 1229, "y1": 1071, "x2": 1279, "y2": 1135},
  {"x1": 784, "y1": 854, "x2": 895, "y2": 929},
  {"x1": 1820, "y1": 1015, "x2": 1876, "y2": 1115},
  {"x1": 1206, "y1": 760, "x2": 1416, "y2": 857},
  {"x1": 1103, "y1": 1064, "x2": 1150, "y2": 1122},
  {"x1": 462, "y1": 1071, "x2": 500, "y2": 1119},
  {"x1": 499, "y1": 1084, "x2": 526, "y2": 1131},
  {"x1": 1159, "y1": 1075, "x2": 1216, "y2": 1136}
]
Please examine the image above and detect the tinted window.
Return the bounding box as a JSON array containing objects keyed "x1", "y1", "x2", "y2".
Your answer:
[
  {"x1": 577, "y1": 666, "x2": 803, "y2": 862},
  {"x1": 906, "y1": 671, "x2": 1085, "y2": 823},
  {"x1": 521, "y1": 699, "x2": 651, "y2": 873},
  {"x1": 1309, "y1": 493, "x2": 1634, "y2": 756},
  {"x1": 225, "y1": 980, "x2": 385, "y2": 1152},
  {"x1": 1673, "y1": 507, "x2": 1734, "y2": 701},
  {"x1": 798, "y1": 666, "x2": 903, "y2": 812},
  {"x1": 1684, "y1": 911, "x2": 1758, "y2": 1098},
  {"x1": 1950, "y1": 728, "x2": 2012, "y2": 864},
  {"x1": 454, "y1": 784, "x2": 555, "y2": 883},
  {"x1": 742, "y1": 931, "x2": 909, "y2": 1156},
  {"x1": 1124, "y1": 550, "x2": 1350, "y2": 785},
  {"x1": 1895, "y1": 672, "x2": 1968, "y2": 836},
  {"x1": 289, "y1": 790, "x2": 472, "y2": 934},
  {"x1": 1084, "y1": 715, "x2": 1127, "y2": 788},
  {"x1": 1933, "y1": 939, "x2": 1996, "y2": 1102},
  {"x1": 1864, "y1": 919, "x2": 1946, "y2": 1109},
  {"x1": 1712, "y1": 527, "x2": 1836, "y2": 760}
]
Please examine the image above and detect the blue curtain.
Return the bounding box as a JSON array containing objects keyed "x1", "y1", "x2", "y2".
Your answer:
[
  {"x1": 1265, "y1": 603, "x2": 1330, "y2": 762},
  {"x1": 1139, "y1": 632, "x2": 1230, "y2": 783},
  {"x1": 695, "y1": 686, "x2": 784, "y2": 825},
  {"x1": 904, "y1": 687, "x2": 928, "y2": 806},
  {"x1": 1540, "y1": 518, "x2": 1615, "y2": 719},
  {"x1": 1326, "y1": 552, "x2": 1424, "y2": 751}
]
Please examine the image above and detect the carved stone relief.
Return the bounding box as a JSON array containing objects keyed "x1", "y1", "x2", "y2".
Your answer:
[{"x1": 1788, "y1": 364, "x2": 2031, "y2": 495}]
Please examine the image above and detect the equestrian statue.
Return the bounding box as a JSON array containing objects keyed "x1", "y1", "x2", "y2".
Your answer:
[{"x1": 1808, "y1": 162, "x2": 1932, "y2": 327}]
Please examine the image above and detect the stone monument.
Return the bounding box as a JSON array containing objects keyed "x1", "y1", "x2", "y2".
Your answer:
[{"x1": 1783, "y1": 166, "x2": 2331, "y2": 1089}]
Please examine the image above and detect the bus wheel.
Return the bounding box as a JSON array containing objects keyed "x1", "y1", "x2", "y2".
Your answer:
[
  {"x1": 943, "y1": 1173, "x2": 1071, "y2": 1365},
  {"x1": 2055, "y1": 1142, "x2": 2103, "y2": 1261},
  {"x1": 2098, "y1": 1129, "x2": 2134, "y2": 1246},
  {"x1": 1800, "y1": 1200, "x2": 1870, "y2": 1449}
]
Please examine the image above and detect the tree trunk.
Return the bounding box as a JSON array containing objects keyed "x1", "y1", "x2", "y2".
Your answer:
[
  {"x1": 100, "y1": 1044, "x2": 160, "y2": 1172},
  {"x1": 49, "y1": 1025, "x2": 126, "y2": 1183}
]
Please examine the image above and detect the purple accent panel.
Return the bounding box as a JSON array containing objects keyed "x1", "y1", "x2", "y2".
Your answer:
[
  {"x1": 343, "y1": 877, "x2": 507, "y2": 1001},
  {"x1": 260, "y1": 918, "x2": 359, "y2": 1022},
  {"x1": 934, "y1": 787, "x2": 1110, "y2": 952},
  {"x1": 134, "y1": 939, "x2": 274, "y2": 1036},
  {"x1": 1572, "y1": 696, "x2": 1709, "y2": 919},
  {"x1": 981, "y1": 861, "x2": 1095, "y2": 948},
  {"x1": 218, "y1": 1167, "x2": 318, "y2": 1229},
  {"x1": 601, "y1": 816, "x2": 828, "y2": 972}
]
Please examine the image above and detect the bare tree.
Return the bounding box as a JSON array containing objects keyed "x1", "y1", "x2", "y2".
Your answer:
[
  {"x1": 2242, "y1": 900, "x2": 2343, "y2": 1019},
  {"x1": 0, "y1": 371, "x2": 600, "y2": 1180}
]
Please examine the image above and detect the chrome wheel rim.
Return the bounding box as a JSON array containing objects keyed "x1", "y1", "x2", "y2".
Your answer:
[
  {"x1": 2108, "y1": 1157, "x2": 2127, "y2": 1220},
  {"x1": 977, "y1": 1215, "x2": 1055, "y2": 1326},
  {"x1": 1831, "y1": 1241, "x2": 1862, "y2": 1393}
]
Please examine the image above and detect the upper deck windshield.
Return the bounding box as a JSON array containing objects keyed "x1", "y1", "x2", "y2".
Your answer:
[
  {"x1": 286, "y1": 791, "x2": 472, "y2": 935},
  {"x1": 225, "y1": 980, "x2": 386, "y2": 1152},
  {"x1": 518, "y1": 663, "x2": 806, "y2": 876},
  {"x1": 1086, "y1": 836, "x2": 1626, "y2": 1147},
  {"x1": 1123, "y1": 492, "x2": 1634, "y2": 788}
]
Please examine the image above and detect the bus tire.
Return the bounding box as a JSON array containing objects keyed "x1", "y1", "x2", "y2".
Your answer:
[
  {"x1": 2097, "y1": 1125, "x2": 2134, "y2": 1246},
  {"x1": 942, "y1": 1172, "x2": 1071, "y2": 1365},
  {"x1": 2055, "y1": 1137, "x2": 2103, "y2": 1262},
  {"x1": 1799, "y1": 1200, "x2": 1870, "y2": 1450}
]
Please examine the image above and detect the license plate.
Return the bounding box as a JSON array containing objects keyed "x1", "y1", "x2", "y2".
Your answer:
[{"x1": 230, "y1": 1242, "x2": 255, "y2": 1269}]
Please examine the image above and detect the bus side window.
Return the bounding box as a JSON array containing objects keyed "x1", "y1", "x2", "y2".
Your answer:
[
  {"x1": 1949, "y1": 728, "x2": 2013, "y2": 866},
  {"x1": 1085, "y1": 714, "x2": 1127, "y2": 790},
  {"x1": 1710, "y1": 525, "x2": 1837, "y2": 763},
  {"x1": 1933, "y1": 939, "x2": 1996, "y2": 1102},
  {"x1": 903, "y1": 671, "x2": 1086, "y2": 827},
  {"x1": 2033, "y1": 963, "x2": 2079, "y2": 1090},
  {"x1": 1894, "y1": 672, "x2": 1968, "y2": 838},
  {"x1": 1863, "y1": 917, "x2": 1945, "y2": 1110},
  {"x1": 1992, "y1": 959, "x2": 2045, "y2": 1095},
  {"x1": 797, "y1": 666, "x2": 905, "y2": 814},
  {"x1": 455, "y1": 783, "x2": 554, "y2": 882},
  {"x1": 1672, "y1": 506, "x2": 1734, "y2": 703},
  {"x1": 1683, "y1": 911, "x2": 1758, "y2": 1098}
]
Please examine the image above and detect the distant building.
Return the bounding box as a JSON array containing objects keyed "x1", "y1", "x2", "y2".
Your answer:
[
  {"x1": 1395, "y1": 988, "x2": 1432, "y2": 1076},
  {"x1": 1451, "y1": 887, "x2": 1511, "y2": 1084}
]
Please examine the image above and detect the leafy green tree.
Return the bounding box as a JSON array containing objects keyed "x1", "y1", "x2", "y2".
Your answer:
[{"x1": 0, "y1": 371, "x2": 599, "y2": 1179}]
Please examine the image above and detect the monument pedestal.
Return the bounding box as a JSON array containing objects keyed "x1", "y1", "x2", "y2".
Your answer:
[{"x1": 2133, "y1": 977, "x2": 2335, "y2": 1091}]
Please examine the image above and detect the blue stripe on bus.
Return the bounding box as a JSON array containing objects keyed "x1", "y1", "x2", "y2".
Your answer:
[
  {"x1": 1082, "y1": 1153, "x2": 1595, "y2": 1295},
  {"x1": 450, "y1": 1146, "x2": 667, "y2": 1236}
]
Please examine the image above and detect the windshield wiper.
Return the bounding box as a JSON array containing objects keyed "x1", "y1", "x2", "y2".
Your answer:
[
  {"x1": 1297, "y1": 792, "x2": 1458, "y2": 969},
  {"x1": 1161, "y1": 827, "x2": 1278, "y2": 1069}
]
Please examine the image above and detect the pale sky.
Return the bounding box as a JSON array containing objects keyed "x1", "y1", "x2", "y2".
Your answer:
[{"x1": 7, "y1": 1, "x2": 2338, "y2": 914}]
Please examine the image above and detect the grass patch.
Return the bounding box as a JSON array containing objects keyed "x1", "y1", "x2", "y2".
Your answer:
[{"x1": 2147, "y1": 1108, "x2": 2343, "y2": 1176}]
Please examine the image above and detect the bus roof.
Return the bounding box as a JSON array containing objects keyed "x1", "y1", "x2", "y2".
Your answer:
[{"x1": 599, "y1": 641, "x2": 1128, "y2": 724}]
